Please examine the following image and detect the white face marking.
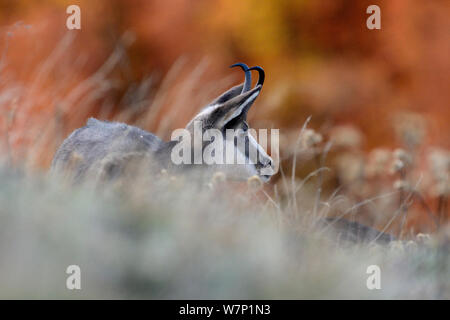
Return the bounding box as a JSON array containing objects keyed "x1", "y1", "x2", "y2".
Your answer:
[
  {"x1": 194, "y1": 104, "x2": 220, "y2": 119},
  {"x1": 244, "y1": 131, "x2": 274, "y2": 179},
  {"x1": 247, "y1": 133, "x2": 268, "y2": 161}
]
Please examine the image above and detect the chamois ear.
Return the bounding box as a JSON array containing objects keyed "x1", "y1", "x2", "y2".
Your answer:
[
  {"x1": 213, "y1": 85, "x2": 262, "y2": 129},
  {"x1": 210, "y1": 83, "x2": 245, "y2": 105},
  {"x1": 187, "y1": 62, "x2": 264, "y2": 130}
]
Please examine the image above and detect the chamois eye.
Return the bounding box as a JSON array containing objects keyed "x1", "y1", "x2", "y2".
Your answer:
[{"x1": 242, "y1": 122, "x2": 249, "y2": 131}]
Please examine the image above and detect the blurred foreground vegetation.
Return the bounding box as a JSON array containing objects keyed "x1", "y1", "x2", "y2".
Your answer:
[{"x1": 0, "y1": 161, "x2": 448, "y2": 299}]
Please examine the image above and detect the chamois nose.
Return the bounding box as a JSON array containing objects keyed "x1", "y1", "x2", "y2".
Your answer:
[{"x1": 257, "y1": 159, "x2": 272, "y2": 169}]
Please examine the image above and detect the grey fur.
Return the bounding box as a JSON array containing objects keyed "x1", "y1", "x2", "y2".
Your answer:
[{"x1": 51, "y1": 118, "x2": 176, "y2": 182}]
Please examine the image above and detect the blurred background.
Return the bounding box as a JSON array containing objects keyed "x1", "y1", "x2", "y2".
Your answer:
[{"x1": 0, "y1": 0, "x2": 448, "y2": 233}]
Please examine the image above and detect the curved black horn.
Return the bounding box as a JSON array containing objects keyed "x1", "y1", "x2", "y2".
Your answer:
[
  {"x1": 248, "y1": 66, "x2": 265, "y2": 87},
  {"x1": 229, "y1": 62, "x2": 252, "y2": 93}
]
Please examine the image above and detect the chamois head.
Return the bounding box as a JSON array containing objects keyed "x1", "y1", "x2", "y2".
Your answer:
[{"x1": 183, "y1": 63, "x2": 274, "y2": 182}]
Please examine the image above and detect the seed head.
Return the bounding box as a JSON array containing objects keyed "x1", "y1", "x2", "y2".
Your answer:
[
  {"x1": 301, "y1": 129, "x2": 322, "y2": 149},
  {"x1": 393, "y1": 149, "x2": 412, "y2": 166},
  {"x1": 335, "y1": 153, "x2": 364, "y2": 184},
  {"x1": 393, "y1": 179, "x2": 411, "y2": 191},
  {"x1": 211, "y1": 171, "x2": 226, "y2": 186},
  {"x1": 390, "y1": 159, "x2": 405, "y2": 174},
  {"x1": 366, "y1": 148, "x2": 391, "y2": 177},
  {"x1": 392, "y1": 112, "x2": 426, "y2": 148},
  {"x1": 330, "y1": 125, "x2": 363, "y2": 149},
  {"x1": 247, "y1": 175, "x2": 263, "y2": 191},
  {"x1": 416, "y1": 233, "x2": 432, "y2": 245}
]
